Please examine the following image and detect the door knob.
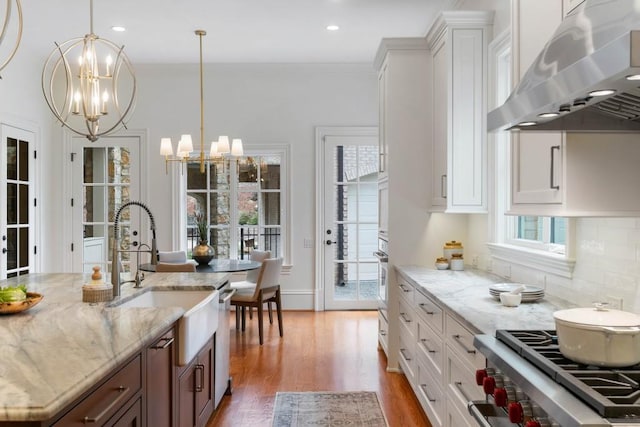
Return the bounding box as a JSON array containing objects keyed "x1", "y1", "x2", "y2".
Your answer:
[
  {"x1": 2, "y1": 248, "x2": 6, "y2": 254},
  {"x1": 325, "y1": 240, "x2": 337, "y2": 245}
]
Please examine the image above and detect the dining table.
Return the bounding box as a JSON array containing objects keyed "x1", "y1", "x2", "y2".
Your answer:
[{"x1": 140, "y1": 259, "x2": 261, "y2": 273}]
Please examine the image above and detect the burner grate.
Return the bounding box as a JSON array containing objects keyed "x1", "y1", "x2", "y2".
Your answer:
[{"x1": 496, "y1": 330, "x2": 640, "y2": 419}]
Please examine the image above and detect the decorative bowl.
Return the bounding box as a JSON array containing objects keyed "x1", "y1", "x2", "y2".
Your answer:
[
  {"x1": 499, "y1": 292, "x2": 521, "y2": 307},
  {"x1": 0, "y1": 292, "x2": 43, "y2": 314}
]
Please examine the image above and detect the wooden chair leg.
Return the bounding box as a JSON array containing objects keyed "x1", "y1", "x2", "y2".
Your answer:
[
  {"x1": 257, "y1": 301, "x2": 264, "y2": 345},
  {"x1": 276, "y1": 289, "x2": 283, "y2": 337},
  {"x1": 235, "y1": 306, "x2": 240, "y2": 330},
  {"x1": 249, "y1": 306, "x2": 253, "y2": 319},
  {"x1": 241, "y1": 306, "x2": 246, "y2": 332},
  {"x1": 268, "y1": 301, "x2": 273, "y2": 324}
]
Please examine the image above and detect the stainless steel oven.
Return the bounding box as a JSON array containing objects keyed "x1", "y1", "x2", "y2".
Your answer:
[{"x1": 374, "y1": 236, "x2": 388, "y2": 308}]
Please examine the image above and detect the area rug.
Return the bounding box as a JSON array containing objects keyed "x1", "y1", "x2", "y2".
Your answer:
[{"x1": 272, "y1": 391, "x2": 389, "y2": 427}]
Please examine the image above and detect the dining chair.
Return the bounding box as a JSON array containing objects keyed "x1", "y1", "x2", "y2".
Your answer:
[
  {"x1": 155, "y1": 262, "x2": 196, "y2": 272},
  {"x1": 231, "y1": 250, "x2": 271, "y2": 320},
  {"x1": 231, "y1": 257, "x2": 283, "y2": 345},
  {"x1": 157, "y1": 251, "x2": 188, "y2": 263}
]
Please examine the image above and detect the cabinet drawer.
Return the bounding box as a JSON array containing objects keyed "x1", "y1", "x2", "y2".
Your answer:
[
  {"x1": 446, "y1": 391, "x2": 476, "y2": 427},
  {"x1": 446, "y1": 347, "x2": 484, "y2": 414},
  {"x1": 54, "y1": 354, "x2": 142, "y2": 427},
  {"x1": 415, "y1": 290, "x2": 443, "y2": 334},
  {"x1": 399, "y1": 297, "x2": 417, "y2": 338},
  {"x1": 378, "y1": 310, "x2": 389, "y2": 354},
  {"x1": 398, "y1": 279, "x2": 415, "y2": 304},
  {"x1": 446, "y1": 314, "x2": 483, "y2": 368},
  {"x1": 416, "y1": 319, "x2": 444, "y2": 380},
  {"x1": 416, "y1": 358, "x2": 444, "y2": 427},
  {"x1": 399, "y1": 322, "x2": 416, "y2": 383}
]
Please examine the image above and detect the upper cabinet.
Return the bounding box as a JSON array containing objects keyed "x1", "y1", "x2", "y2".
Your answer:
[
  {"x1": 508, "y1": 0, "x2": 640, "y2": 217},
  {"x1": 426, "y1": 11, "x2": 493, "y2": 213}
]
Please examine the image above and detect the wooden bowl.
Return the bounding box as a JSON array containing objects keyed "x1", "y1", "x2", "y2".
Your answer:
[{"x1": 0, "y1": 292, "x2": 43, "y2": 314}]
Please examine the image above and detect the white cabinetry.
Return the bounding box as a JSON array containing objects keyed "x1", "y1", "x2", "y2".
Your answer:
[
  {"x1": 396, "y1": 270, "x2": 484, "y2": 427},
  {"x1": 427, "y1": 11, "x2": 493, "y2": 213},
  {"x1": 509, "y1": 1, "x2": 640, "y2": 217}
]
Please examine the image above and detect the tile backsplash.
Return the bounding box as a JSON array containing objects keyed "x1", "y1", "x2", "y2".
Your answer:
[{"x1": 490, "y1": 218, "x2": 640, "y2": 313}]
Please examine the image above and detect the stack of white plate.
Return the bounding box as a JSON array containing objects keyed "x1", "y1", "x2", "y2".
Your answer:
[{"x1": 489, "y1": 283, "x2": 545, "y2": 303}]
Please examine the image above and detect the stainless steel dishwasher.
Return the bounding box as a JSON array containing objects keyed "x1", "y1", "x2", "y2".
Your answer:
[{"x1": 215, "y1": 281, "x2": 234, "y2": 408}]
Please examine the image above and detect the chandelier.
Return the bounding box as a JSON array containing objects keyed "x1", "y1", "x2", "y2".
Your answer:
[
  {"x1": 0, "y1": 0, "x2": 22, "y2": 77},
  {"x1": 160, "y1": 30, "x2": 243, "y2": 174},
  {"x1": 42, "y1": 0, "x2": 136, "y2": 142}
]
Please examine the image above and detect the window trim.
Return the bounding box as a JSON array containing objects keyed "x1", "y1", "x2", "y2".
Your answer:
[
  {"x1": 487, "y1": 29, "x2": 575, "y2": 279},
  {"x1": 174, "y1": 143, "x2": 291, "y2": 268}
]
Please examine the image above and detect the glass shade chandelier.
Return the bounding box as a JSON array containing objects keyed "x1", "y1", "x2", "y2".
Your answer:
[
  {"x1": 42, "y1": 0, "x2": 136, "y2": 142},
  {"x1": 161, "y1": 30, "x2": 243, "y2": 174},
  {"x1": 0, "y1": 0, "x2": 23, "y2": 77}
]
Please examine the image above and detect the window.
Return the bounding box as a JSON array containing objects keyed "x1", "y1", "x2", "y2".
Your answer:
[
  {"x1": 183, "y1": 146, "x2": 288, "y2": 261},
  {"x1": 507, "y1": 216, "x2": 567, "y2": 255}
]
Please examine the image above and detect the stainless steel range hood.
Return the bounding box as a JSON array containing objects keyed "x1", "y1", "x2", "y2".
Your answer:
[{"x1": 488, "y1": 0, "x2": 640, "y2": 132}]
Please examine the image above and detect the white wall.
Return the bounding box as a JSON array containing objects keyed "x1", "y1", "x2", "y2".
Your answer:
[{"x1": 122, "y1": 63, "x2": 378, "y2": 308}]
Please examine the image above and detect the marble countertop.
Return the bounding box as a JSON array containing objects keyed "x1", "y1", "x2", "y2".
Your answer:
[
  {"x1": 396, "y1": 265, "x2": 579, "y2": 335},
  {"x1": 0, "y1": 271, "x2": 229, "y2": 422}
]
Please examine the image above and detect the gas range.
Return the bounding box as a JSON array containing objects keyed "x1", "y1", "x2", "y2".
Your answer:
[{"x1": 472, "y1": 330, "x2": 640, "y2": 427}]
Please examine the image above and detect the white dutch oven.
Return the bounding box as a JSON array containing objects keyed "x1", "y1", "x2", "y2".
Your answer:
[{"x1": 553, "y1": 304, "x2": 640, "y2": 367}]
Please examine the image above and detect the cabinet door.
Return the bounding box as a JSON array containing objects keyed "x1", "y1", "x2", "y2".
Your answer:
[
  {"x1": 178, "y1": 365, "x2": 196, "y2": 427},
  {"x1": 510, "y1": 0, "x2": 564, "y2": 210},
  {"x1": 147, "y1": 329, "x2": 175, "y2": 427},
  {"x1": 107, "y1": 397, "x2": 142, "y2": 427},
  {"x1": 378, "y1": 62, "x2": 388, "y2": 179},
  {"x1": 195, "y1": 339, "x2": 215, "y2": 427},
  {"x1": 431, "y1": 37, "x2": 448, "y2": 210}
]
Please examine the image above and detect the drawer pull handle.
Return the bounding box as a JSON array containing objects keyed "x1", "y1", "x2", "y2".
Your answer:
[
  {"x1": 151, "y1": 337, "x2": 174, "y2": 349},
  {"x1": 400, "y1": 313, "x2": 412, "y2": 323},
  {"x1": 420, "y1": 338, "x2": 437, "y2": 354},
  {"x1": 420, "y1": 384, "x2": 437, "y2": 402},
  {"x1": 467, "y1": 401, "x2": 493, "y2": 427},
  {"x1": 452, "y1": 334, "x2": 476, "y2": 354},
  {"x1": 194, "y1": 364, "x2": 205, "y2": 392},
  {"x1": 399, "y1": 284, "x2": 412, "y2": 293},
  {"x1": 454, "y1": 381, "x2": 472, "y2": 402},
  {"x1": 399, "y1": 348, "x2": 412, "y2": 361},
  {"x1": 418, "y1": 303, "x2": 435, "y2": 315},
  {"x1": 83, "y1": 386, "x2": 130, "y2": 423}
]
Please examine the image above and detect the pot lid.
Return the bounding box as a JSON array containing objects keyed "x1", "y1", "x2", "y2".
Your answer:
[{"x1": 554, "y1": 304, "x2": 640, "y2": 327}]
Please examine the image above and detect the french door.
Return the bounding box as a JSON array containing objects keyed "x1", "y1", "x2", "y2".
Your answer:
[
  {"x1": 323, "y1": 134, "x2": 379, "y2": 310},
  {"x1": 0, "y1": 124, "x2": 36, "y2": 279},
  {"x1": 70, "y1": 135, "x2": 141, "y2": 273}
]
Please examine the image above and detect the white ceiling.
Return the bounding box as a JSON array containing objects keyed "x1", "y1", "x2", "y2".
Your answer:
[{"x1": 17, "y1": 0, "x2": 450, "y2": 64}]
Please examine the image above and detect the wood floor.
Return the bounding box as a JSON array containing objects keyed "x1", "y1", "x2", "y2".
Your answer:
[{"x1": 208, "y1": 310, "x2": 432, "y2": 427}]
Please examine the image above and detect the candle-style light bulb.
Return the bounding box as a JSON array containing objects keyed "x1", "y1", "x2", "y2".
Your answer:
[
  {"x1": 105, "y1": 55, "x2": 113, "y2": 77},
  {"x1": 73, "y1": 91, "x2": 81, "y2": 114},
  {"x1": 101, "y1": 91, "x2": 109, "y2": 114}
]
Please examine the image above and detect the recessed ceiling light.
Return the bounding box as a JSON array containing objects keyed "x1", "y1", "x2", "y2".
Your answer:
[
  {"x1": 518, "y1": 121, "x2": 537, "y2": 127},
  {"x1": 111, "y1": 26, "x2": 126, "y2": 32},
  {"x1": 588, "y1": 89, "x2": 615, "y2": 97},
  {"x1": 538, "y1": 112, "x2": 559, "y2": 118},
  {"x1": 627, "y1": 74, "x2": 640, "y2": 81},
  {"x1": 326, "y1": 25, "x2": 340, "y2": 31}
]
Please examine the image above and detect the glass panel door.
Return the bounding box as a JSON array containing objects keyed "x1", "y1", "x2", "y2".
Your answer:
[
  {"x1": 0, "y1": 125, "x2": 35, "y2": 279},
  {"x1": 324, "y1": 136, "x2": 379, "y2": 310}
]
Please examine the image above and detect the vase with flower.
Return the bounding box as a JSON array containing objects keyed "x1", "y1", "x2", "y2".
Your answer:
[{"x1": 192, "y1": 213, "x2": 214, "y2": 265}]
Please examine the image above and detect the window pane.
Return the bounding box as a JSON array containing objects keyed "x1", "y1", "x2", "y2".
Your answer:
[
  {"x1": 187, "y1": 163, "x2": 207, "y2": 189},
  {"x1": 19, "y1": 184, "x2": 28, "y2": 224},
  {"x1": 262, "y1": 227, "x2": 281, "y2": 256},
  {"x1": 7, "y1": 183, "x2": 16, "y2": 224},
  {"x1": 517, "y1": 216, "x2": 542, "y2": 241},
  {"x1": 108, "y1": 147, "x2": 131, "y2": 184},
  {"x1": 7, "y1": 228, "x2": 16, "y2": 269},
  {"x1": 551, "y1": 218, "x2": 566, "y2": 244},
  {"x1": 7, "y1": 137, "x2": 16, "y2": 180},
  {"x1": 238, "y1": 192, "x2": 258, "y2": 225},
  {"x1": 187, "y1": 193, "x2": 207, "y2": 219},
  {"x1": 262, "y1": 192, "x2": 280, "y2": 225},
  {"x1": 209, "y1": 161, "x2": 229, "y2": 190},
  {"x1": 358, "y1": 145, "x2": 378, "y2": 176},
  {"x1": 84, "y1": 186, "x2": 105, "y2": 222},
  {"x1": 108, "y1": 187, "x2": 131, "y2": 222},
  {"x1": 209, "y1": 228, "x2": 230, "y2": 258},
  {"x1": 359, "y1": 183, "x2": 378, "y2": 222},
  {"x1": 238, "y1": 226, "x2": 258, "y2": 258},
  {"x1": 260, "y1": 156, "x2": 280, "y2": 189},
  {"x1": 334, "y1": 145, "x2": 358, "y2": 183},
  {"x1": 239, "y1": 158, "x2": 258, "y2": 183},
  {"x1": 359, "y1": 224, "x2": 377, "y2": 260},
  {"x1": 19, "y1": 140, "x2": 29, "y2": 182},
  {"x1": 210, "y1": 193, "x2": 230, "y2": 225}
]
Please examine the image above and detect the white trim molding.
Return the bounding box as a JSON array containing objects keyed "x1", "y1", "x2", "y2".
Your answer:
[{"x1": 487, "y1": 242, "x2": 576, "y2": 279}]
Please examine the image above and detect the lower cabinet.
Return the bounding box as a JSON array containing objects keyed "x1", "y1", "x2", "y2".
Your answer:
[
  {"x1": 146, "y1": 328, "x2": 175, "y2": 427},
  {"x1": 396, "y1": 270, "x2": 485, "y2": 427},
  {"x1": 177, "y1": 338, "x2": 215, "y2": 427},
  {"x1": 108, "y1": 397, "x2": 143, "y2": 427}
]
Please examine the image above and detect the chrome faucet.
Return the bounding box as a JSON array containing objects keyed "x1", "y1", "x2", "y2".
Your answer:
[{"x1": 111, "y1": 201, "x2": 158, "y2": 297}]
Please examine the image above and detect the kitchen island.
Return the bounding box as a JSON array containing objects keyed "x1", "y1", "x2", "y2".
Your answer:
[{"x1": 0, "y1": 271, "x2": 229, "y2": 423}]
